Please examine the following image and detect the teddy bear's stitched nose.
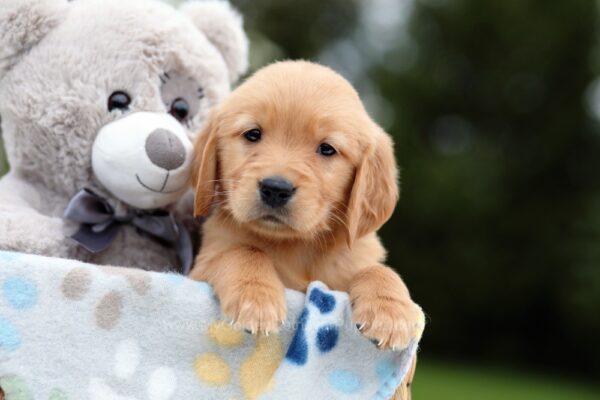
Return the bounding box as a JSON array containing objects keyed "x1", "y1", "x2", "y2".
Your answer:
[{"x1": 145, "y1": 129, "x2": 186, "y2": 171}]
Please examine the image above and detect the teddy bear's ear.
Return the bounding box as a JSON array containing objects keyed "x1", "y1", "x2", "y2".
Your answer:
[
  {"x1": 0, "y1": 0, "x2": 67, "y2": 78},
  {"x1": 180, "y1": 0, "x2": 249, "y2": 83}
]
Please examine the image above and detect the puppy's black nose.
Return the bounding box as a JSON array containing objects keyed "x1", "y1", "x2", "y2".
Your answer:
[{"x1": 259, "y1": 177, "x2": 295, "y2": 208}]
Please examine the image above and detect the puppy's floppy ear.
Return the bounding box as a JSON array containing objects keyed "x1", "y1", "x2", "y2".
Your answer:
[
  {"x1": 192, "y1": 112, "x2": 220, "y2": 217},
  {"x1": 0, "y1": 0, "x2": 67, "y2": 78},
  {"x1": 180, "y1": 0, "x2": 249, "y2": 83},
  {"x1": 345, "y1": 124, "x2": 399, "y2": 247}
]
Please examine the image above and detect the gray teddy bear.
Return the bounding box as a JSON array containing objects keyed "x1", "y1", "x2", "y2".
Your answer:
[{"x1": 0, "y1": 0, "x2": 248, "y2": 271}]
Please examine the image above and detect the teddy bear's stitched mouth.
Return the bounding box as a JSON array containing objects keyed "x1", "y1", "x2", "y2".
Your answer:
[{"x1": 135, "y1": 173, "x2": 182, "y2": 195}]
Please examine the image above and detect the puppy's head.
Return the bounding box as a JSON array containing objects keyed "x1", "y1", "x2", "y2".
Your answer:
[{"x1": 193, "y1": 61, "x2": 398, "y2": 245}]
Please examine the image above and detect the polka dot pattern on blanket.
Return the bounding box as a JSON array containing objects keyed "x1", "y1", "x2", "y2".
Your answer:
[
  {"x1": 0, "y1": 375, "x2": 34, "y2": 400},
  {"x1": 49, "y1": 388, "x2": 69, "y2": 400},
  {"x1": 0, "y1": 317, "x2": 21, "y2": 352},
  {"x1": 3, "y1": 277, "x2": 37, "y2": 310},
  {"x1": 329, "y1": 370, "x2": 363, "y2": 394},
  {"x1": 61, "y1": 268, "x2": 92, "y2": 300},
  {"x1": 195, "y1": 352, "x2": 232, "y2": 385},
  {"x1": 94, "y1": 290, "x2": 124, "y2": 330},
  {"x1": 194, "y1": 321, "x2": 284, "y2": 399},
  {"x1": 0, "y1": 252, "x2": 420, "y2": 400}
]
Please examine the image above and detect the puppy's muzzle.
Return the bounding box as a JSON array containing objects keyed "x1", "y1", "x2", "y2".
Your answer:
[{"x1": 259, "y1": 177, "x2": 295, "y2": 208}]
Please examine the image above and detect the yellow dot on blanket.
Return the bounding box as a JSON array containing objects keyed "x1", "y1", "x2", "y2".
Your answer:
[
  {"x1": 194, "y1": 353, "x2": 231, "y2": 386},
  {"x1": 208, "y1": 322, "x2": 245, "y2": 347},
  {"x1": 240, "y1": 334, "x2": 283, "y2": 400}
]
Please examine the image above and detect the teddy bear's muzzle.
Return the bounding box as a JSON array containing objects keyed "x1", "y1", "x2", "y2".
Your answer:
[
  {"x1": 145, "y1": 128, "x2": 187, "y2": 171},
  {"x1": 91, "y1": 112, "x2": 194, "y2": 210}
]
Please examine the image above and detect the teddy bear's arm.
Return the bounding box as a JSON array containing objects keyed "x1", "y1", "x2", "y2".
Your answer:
[{"x1": 0, "y1": 174, "x2": 72, "y2": 257}]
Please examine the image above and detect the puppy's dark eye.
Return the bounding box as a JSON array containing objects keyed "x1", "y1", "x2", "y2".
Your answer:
[
  {"x1": 108, "y1": 91, "x2": 131, "y2": 111},
  {"x1": 317, "y1": 143, "x2": 337, "y2": 156},
  {"x1": 244, "y1": 128, "x2": 262, "y2": 143},
  {"x1": 170, "y1": 98, "x2": 190, "y2": 122}
]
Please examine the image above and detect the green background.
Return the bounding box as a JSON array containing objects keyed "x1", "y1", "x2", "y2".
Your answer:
[{"x1": 2, "y1": 0, "x2": 600, "y2": 397}]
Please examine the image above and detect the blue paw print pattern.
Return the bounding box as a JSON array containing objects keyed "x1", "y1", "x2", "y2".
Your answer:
[
  {"x1": 273, "y1": 282, "x2": 420, "y2": 399},
  {"x1": 309, "y1": 287, "x2": 336, "y2": 314},
  {"x1": 310, "y1": 285, "x2": 340, "y2": 355},
  {"x1": 0, "y1": 317, "x2": 21, "y2": 352},
  {"x1": 285, "y1": 308, "x2": 310, "y2": 365},
  {"x1": 285, "y1": 284, "x2": 342, "y2": 366},
  {"x1": 3, "y1": 277, "x2": 38, "y2": 310},
  {"x1": 316, "y1": 324, "x2": 339, "y2": 353}
]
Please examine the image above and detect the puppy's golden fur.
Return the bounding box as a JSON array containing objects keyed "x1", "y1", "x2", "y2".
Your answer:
[{"x1": 190, "y1": 61, "x2": 424, "y2": 352}]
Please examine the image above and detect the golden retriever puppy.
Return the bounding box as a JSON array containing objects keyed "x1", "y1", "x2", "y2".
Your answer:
[{"x1": 190, "y1": 61, "x2": 425, "y2": 351}]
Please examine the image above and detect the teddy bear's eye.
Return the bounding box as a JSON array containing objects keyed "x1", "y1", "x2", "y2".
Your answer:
[
  {"x1": 170, "y1": 98, "x2": 190, "y2": 122},
  {"x1": 107, "y1": 91, "x2": 131, "y2": 112}
]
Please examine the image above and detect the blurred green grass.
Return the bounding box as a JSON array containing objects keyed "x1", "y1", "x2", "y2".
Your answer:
[
  {"x1": 414, "y1": 360, "x2": 600, "y2": 400},
  {"x1": 0, "y1": 137, "x2": 7, "y2": 176}
]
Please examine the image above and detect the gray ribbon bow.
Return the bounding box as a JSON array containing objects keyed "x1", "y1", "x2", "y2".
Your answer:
[{"x1": 64, "y1": 189, "x2": 193, "y2": 274}]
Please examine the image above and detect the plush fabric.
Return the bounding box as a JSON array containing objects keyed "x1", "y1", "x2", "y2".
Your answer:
[
  {"x1": 0, "y1": 251, "x2": 418, "y2": 400},
  {"x1": 0, "y1": 0, "x2": 248, "y2": 271}
]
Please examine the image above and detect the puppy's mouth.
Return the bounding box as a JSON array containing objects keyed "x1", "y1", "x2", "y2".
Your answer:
[
  {"x1": 258, "y1": 215, "x2": 285, "y2": 225},
  {"x1": 251, "y1": 209, "x2": 292, "y2": 229},
  {"x1": 135, "y1": 173, "x2": 182, "y2": 194}
]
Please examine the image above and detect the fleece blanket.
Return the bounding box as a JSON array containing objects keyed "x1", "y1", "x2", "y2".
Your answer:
[{"x1": 0, "y1": 251, "x2": 418, "y2": 400}]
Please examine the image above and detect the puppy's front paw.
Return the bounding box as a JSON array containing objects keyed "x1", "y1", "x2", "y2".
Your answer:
[
  {"x1": 221, "y1": 282, "x2": 286, "y2": 335},
  {"x1": 352, "y1": 296, "x2": 425, "y2": 350}
]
